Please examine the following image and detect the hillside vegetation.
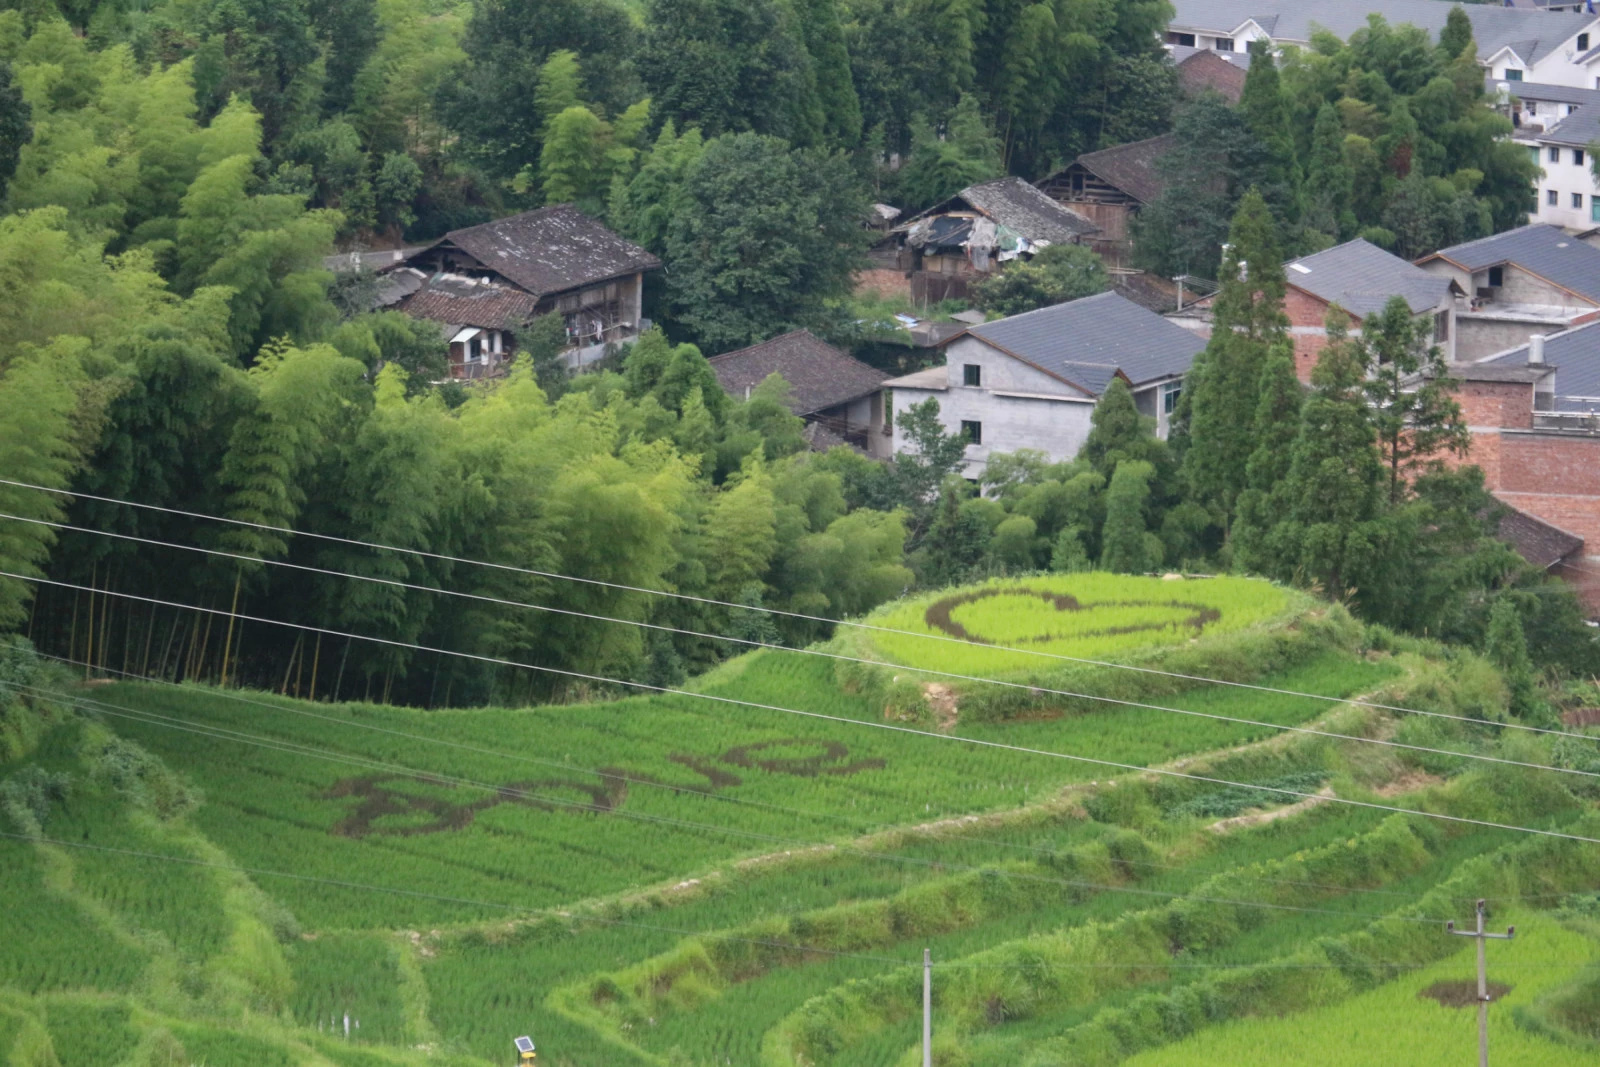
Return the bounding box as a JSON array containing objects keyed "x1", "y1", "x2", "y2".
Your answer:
[{"x1": 4, "y1": 574, "x2": 1599, "y2": 1065}]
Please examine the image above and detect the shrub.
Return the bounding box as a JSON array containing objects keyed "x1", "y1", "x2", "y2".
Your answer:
[
  {"x1": 0, "y1": 766, "x2": 71, "y2": 837},
  {"x1": 86, "y1": 735, "x2": 199, "y2": 820}
]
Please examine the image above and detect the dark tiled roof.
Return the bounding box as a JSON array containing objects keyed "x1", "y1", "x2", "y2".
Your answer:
[
  {"x1": 964, "y1": 290, "x2": 1205, "y2": 392},
  {"x1": 801, "y1": 421, "x2": 851, "y2": 452},
  {"x1": 435, "y1": 205, "x2": 660, "y2": 297},
  {"x1": 398, "y1": 277, "x2": 540, "y2": 329},
  {"x1": 1447, "y1": 362, "x2": 1553, "y2": 385},
  {"x1": 1495, "y1": 77, "x2": 1600, "y2": 109},
  {"x1": 1498, "y1": 504, "x2": 1584, "y2": 568},
  {"x1": 1169, "y1": 0, "x2": 1595, "y2": 66},
  {"x1": 1112, "y1": 271, "x2": 1180, "y2": 314},
  {"x1": 910, "y1": 177, "x2": 1100, "y2": 244},
  {"x1": 1056, "y1": 134, "x2": 1177, "y2": 206},
  {"x1": 1285, "y1": 238, "x2": 1454, "y2": 317},
  {"x1": 1426, "y1": 224, "x2": 1600, "y2": 304},
  {"x1": 1484, "y1": 319, "x2": 1600, "y2": 404},
  {"x1": 1538, "y1": 103, "x2": 1600, "y2": 148},
  {"x1": 709, "y1": 330, "x2": 888, "y2": 414},
  {"x1": 1175, "y1": 48, "x2": 1248, "y2": 102}
]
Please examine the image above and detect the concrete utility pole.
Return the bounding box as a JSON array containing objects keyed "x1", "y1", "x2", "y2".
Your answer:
[
  {"x1": 1447, "y1": 899, "x2": 1515, "y2": 1067},
  {"x1": 923, "y1": 948, "x2": 932, "y2": 1067}
]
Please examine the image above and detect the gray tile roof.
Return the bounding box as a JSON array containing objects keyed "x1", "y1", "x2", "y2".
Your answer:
[
  {"x1": 430, "y1": 205, "x2": 660, "y2": 297},
  {"x1": 1168, "y1": 0, "x2": 1597, "y2": 66},
  {"x1": 915, "y1": 177, "x2": 1101, "y2": 244},
  {"x1": 1537, "y1": 102, "x2": 1600, "y2": 147},
  {"x1": 1484, "y1": 320, "x2": 1600, "y2": 405},
  {"x1": 1049, "y1": 133, "x2": 1177, "y2": 207},
  {"x1": 1285, "y1": 238, "x2": 1454, "y2": 317},
  {"x1": 1427, "y1": 224, "x2": 1600, "y2": 303},
  {"x1": 1498, "y1": 504, "x2": 1583, "y2": 569},
  {"x1": 964, "y1": 291, "x2": 1205, "y2": 393},
  {"x1": 709, "y1": 330, "x2": 888, "y2": 414},
  {"x1": 1495, "y1": 77, "x2": 1600, "y2": 109}
]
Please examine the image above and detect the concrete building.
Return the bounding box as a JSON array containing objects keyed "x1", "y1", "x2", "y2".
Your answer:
[
  {"x1": 1415, "y1": 224, "x2": 1600, "y2": 360},
  {"x1": 1512, "y1": 98, "x2": 1600, "y2": 229},
  {"x1": 1165, "y1": 0, "x2": 1600, "y2": 89},
  {"x1": 882, "y1": 292, "x2": 1203, "y2": 479}
]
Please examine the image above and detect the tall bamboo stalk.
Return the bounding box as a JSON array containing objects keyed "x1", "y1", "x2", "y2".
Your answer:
[
  {"x1": 84, "y1": 563, "x2": 97, "y2": 679},
  {"x1": 219, "y1": 571, "x2": 242, "y2": 688},
  {"x1": 308, "y1": 633, "x2": 322, "y2": 702},
  {"x1": 281, "y1": 632, "x2": 303, "y2": 695},
  {"x1": 98, "y1": 567, "x2": 113, "y2": 672},
  {"x1": 192, "y1": 606, "x2": 214, "y2": 682},
  {"x1": 294, "y1": 635, "x2": 306, "y2": 698},
  {"x1": 139, "y1": 602, "x2": 157, "y2": 677}
]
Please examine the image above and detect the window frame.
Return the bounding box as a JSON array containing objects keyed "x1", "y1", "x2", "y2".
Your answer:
[
  {"x1": 1576, "y1": 192, "x2": 1587, "y2": 210},
  {"x1": 962, "y1": 363, "x2": 982, "y2": 387},
  {"x1": 1488, "y1": 265, "x2": 1505, "y2": 288},
  {"x1": 1548, "y1": 189, "x2": 1561, "y2": 206},
  {"x1": 959, "y1": 420, "x2": 983, "y2": 446},
  {"x1": 1505, "y1": 69, "x2": 1523, "y2": 82},
  {"x1": 1214, "y1": 36, "x2": 1234, "y2": 51},
  {"x1": 1550, "y1": 146, "x2": 1563, "y2": 163}
]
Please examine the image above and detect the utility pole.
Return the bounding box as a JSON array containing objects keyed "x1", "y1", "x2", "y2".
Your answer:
[
  {"x1": 1447, "y1": 899, "x2": 1514, "y2": 1067},
  {"x1": 923, "y1": 948, "x2": 932, "y2": 1067}
]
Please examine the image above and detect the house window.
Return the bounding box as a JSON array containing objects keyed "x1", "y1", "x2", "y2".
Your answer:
[
  {"x1": 1168, "y1": 31, "x2": 1196, "y2": 47},
  {"x1": 1548, "y1": 189, "x2": 1560, "y2": 206},
  {"x1": 1162, "y1": 381, "x2": 1182, "y2": 414},
  {"x1": 963, "y1": 364, "x2": 982, "y2": 387},
  {"x1": 1488, "y1": 266, "x2": 1504, "y2": 287},
  {"x1": 1594, "y1": 198, "x2": 1600, "y2": 223},
  {"x1": 1550, "y1": 146, "x2": 1563, "y2": 163},
  {"x1": 1577, "y1": 149, "x2": 1587, "y2": 166},
  {"x1": 1530, "y1": 146, "x2": 1542, "y2": 167},
  {"x1": 469, "y1": 336, "x2": 483, "y2": 361},
  {"x1": 960, "y1": 420, "x2": 983, "y2": 446},
  {"x1": 1581, "y1": 33, "x2": 1591, "y2": 51},
  {"x1": 1214, "y1": 36, "x2": 1234, "y2": 51},
  {"x1": 1434, "y1": 311, "x2": 1450, "y2": 343},
  {"x1": 1506, "y1": 69, "x2": 1523, "y2": 81},
  {"x1": 1527, "y1": 101, "x2": 1538, "y2": 116},
  {"x1": 1576, "y1": 192, "x2": 1587, "y2": 209}
]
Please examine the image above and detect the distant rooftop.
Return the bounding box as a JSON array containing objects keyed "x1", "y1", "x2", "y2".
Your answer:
[
  {"x1": 425, "y1": 205, "x2": 661, "y2": 297},
  {"x1": 1535, "y1": 102, "x2": 1600, "y2": 147},
  {"x1": 709, "y1": 330, "x2": 888, "y2": 414},
  {"x1": 907, "y1": 177, "x2": 1101, "y2": 245},
  {"x1": 961, "y1": 290, "x2": 1205, "y2": 394},
  {"x1": 1047, "y1": 133, "x2": 1177, "y2": 207},
  {"x1": 1484, "y1": 319, "x2": 1600, "y2": 409},
  {"x1": 1286, "y1": 238, "x2": 1454, "y2": 317},
  {"x1": 1168, "y1": 0, "x2": 1597, "y2": 67},
  {"x1": 1498, "y1": 504, "x2": 1584, "y2": 570},
  {"x1": 1424, "y1": 224, "x2": 1600, "y2": 304}
]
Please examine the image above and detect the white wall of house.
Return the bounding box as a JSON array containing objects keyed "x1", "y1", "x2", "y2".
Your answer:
[
  {"x1": 1527, "y1": 25, "x2": 1600, "y2": 90},
  {"x1": 941, "y1": 336, "x2": 1079, "y2": 394},
  {"x1": 1520, "y1": 140, "x2": 1600, "y2": 228},
  {"x1": 889, "y1": 385, "x2": 1097, "y2": 480}
]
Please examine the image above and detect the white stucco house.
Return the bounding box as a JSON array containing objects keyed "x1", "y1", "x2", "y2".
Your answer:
[
  {"x1": 883, "y1": 292, "x2": 1206, "y2": 479},
  {"x1": 1165, "y1": 0, "x2": 1600, "y2": 90},
  {"x1": 1509, "y1": 91, "x2": 1600, "y2": 229}
]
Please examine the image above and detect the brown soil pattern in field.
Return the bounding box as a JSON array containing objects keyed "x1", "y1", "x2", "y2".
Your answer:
[
  {"x1": 1419, "y1": 979, "x2": 1511, "y2": 1007},
  {"x1": 924, "y1": 587, "x2": 1220, "y2": 645}
]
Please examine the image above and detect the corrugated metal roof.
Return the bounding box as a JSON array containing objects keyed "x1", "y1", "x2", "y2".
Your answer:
[
  {"x1": 1285, "y1": 238, "x2": 1454, "y2": 317},
  {"x1": 1169, "y1": 0, "x2": 1596, "y2": 66},
  {"x1": 965, "y1": 291, "x2": 1205, "y2": 392},
  {"x1": 1428, "y1": 224, "x2": 1600, "y2": 303}
]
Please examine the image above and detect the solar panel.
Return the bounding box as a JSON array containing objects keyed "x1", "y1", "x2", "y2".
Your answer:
[{"x1": 514, "y1": 1036, "x2": 535, "y2": 1053}]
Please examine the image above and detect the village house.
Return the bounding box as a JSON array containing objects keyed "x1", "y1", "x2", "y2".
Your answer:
[
  {"x1": 1415, "y1": 224, "x2": 1600, "y2": 360},
  {"x1": 886, "y1": 177, "x2": 1100, "y2": 303},
  {"x1": 1036, "y1": 134, "x2": 1173, "y2": 267},
  {"x1": 883, "y1": 291, "x2": 1203, "y2": 479},
  {"x1": 1169, "y1": 44, "x2": 1251, "y2": 103},
  {"x1": 1510, "y1": 98, "x2": 1600, "y2": 230},
  {"x1": 353, "y1": 205, "x2": 660, "y2": 380},
  {"x1": 708, "y1": 330, "x2": 892, "y2": 458},
  {"x1": 1164, "y1": 0, "x2": 1600, "y2": 90},
  {"x1": 1450, "y1": 320, "x2": 1600, "y2": 612},
  {"x1": 1171, "y1": 238, "x2": 1458, "y2": 381}
]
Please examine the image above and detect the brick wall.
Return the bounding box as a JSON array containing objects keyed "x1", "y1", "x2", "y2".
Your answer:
[
  {"x1": 1284, "y1": 288, "x2": 1346, "y2": 382},
  {"x1": 855, "y1": 268, "x2": 911, "y2": 300},
  {"x1": 1456, "y1": 380, "x2": 1535, "y2": 431}
]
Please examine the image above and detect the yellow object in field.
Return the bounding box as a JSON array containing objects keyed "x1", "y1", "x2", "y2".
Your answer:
[{"x1": 514, "y1": 1035, "x2": 536, "y2": 1063}]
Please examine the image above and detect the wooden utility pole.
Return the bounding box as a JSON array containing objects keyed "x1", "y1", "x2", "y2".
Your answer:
[
  {"x1": 922, "y1": 948, "x2": 931, "y2": 1067},
  {"x1": 1447, "y1": 899, "x2": 1514, "y2": 1067}
]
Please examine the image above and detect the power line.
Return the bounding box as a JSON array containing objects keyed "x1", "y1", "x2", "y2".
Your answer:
[
  {"x1": 12, "y1": 572, "x2": 1600, "y2": 848},
  {"x1": 11, "y1": 679, "x2": 1464, "y2": 926},
  {"x1": 7, "y1": 829, "x2": 1528, "y2": 974},
  {"x1": 26, "y1": 650, "x2": 1450, "y2": 903},
  {"x1": 10, "y1": 512, "x2": 1599, "y2": 774},
  {"x1": 6, "y1": 478, "x2": 1591, "y2": 743}
]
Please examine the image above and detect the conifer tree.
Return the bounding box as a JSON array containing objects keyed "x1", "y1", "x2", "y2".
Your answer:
[
  {"x1": 1485, "y1": 597, "x2": 1537, "y2": 717},
  {"x1": 1360, "y1": 295, "x2": 1468, "y2": 503},
  {"x1": 1231, "y1": 342, "x2": 1302, "y2": 571},
  {"x1": 1181, "y1": 190, "x2": 1288, "y2": 523},
  {"x1": 1302, "y1": 103, "x2": 1353, "y2": 241},
  {"x1": 1238, "y1": 39, "x2": 1296, "y2": 219},
  {"x1": 1439, "y1": 7, "x2": 1474, "y2": 61},
  {"x1": 1264, "y1": 312, "x2": 1394, "y2": 600}
]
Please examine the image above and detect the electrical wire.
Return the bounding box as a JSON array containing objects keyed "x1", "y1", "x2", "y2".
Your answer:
[
  {"x1": 6, "y1": 477, "x2": 1593, "y2": 743},
  {"x1": 9, "y1": 679, "x2": 1462, "y2": 926},
  {"x1": 12, "y1": 572, "x2": 1600, "y2": 848},
  {"x1": 27, "y1": 648, "x2": 1451, "y2": 904},
  {"x1": 8, "y1": 512, "x2": 1599, "y2": 776}
]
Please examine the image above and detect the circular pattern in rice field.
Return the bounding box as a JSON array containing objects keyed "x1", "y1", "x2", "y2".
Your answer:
[{"x1": 867, "y1": 574, "x2": 1297, "y2": 674}]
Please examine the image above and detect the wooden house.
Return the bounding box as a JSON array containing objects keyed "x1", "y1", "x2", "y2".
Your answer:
[{"x1": 1036, "y1": 134, "x2": 1174, "y2": 265}]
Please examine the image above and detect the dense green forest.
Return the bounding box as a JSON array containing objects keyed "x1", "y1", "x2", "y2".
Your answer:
[{"x1": 0, "y1": 0, "x2": 1590, "y2": 706}]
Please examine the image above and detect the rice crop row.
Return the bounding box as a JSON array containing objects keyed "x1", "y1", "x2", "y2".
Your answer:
[
  {"x1": 866, "y1": 574, "x2": 1297, "y2": 675},
  {"x1": 1120, "y1": 913, "x2": 1600, "y2": 1067}
]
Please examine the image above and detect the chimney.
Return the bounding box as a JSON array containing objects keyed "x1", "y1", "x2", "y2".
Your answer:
[{"x1": 1529, "y1": 334, "x2": 1546, "y2": 365}]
